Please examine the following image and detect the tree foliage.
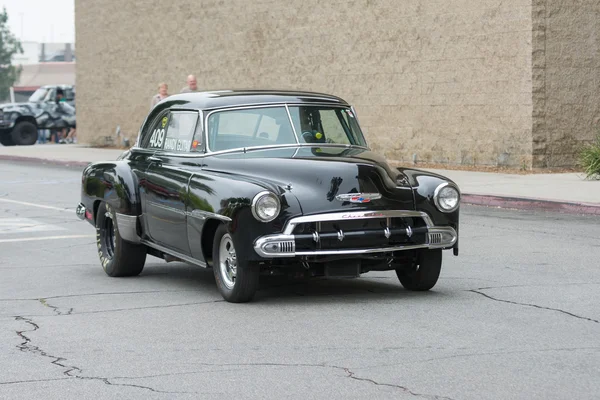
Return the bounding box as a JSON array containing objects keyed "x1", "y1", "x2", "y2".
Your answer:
[{"x1": 0, "y1": 7, "x2": 23, "y2": 101}]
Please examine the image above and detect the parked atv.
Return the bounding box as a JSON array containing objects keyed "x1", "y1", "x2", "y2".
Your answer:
[{"x1": 0, "y1": 85, "x2": 76, "y2": 146}]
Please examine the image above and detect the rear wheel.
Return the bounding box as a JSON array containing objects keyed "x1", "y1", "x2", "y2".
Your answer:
[
  {"x1": 212, "y1": 224, "x2": 260, "y2": 303},
  {"x1": 396, "y1": 249, "x2": 442, "y2": 291},
  {"x1": 11, "y1": 121, "x2": 38, "y2": 145},
  {"x1": 95, "y1": 202, "x2": 146, "y2": 277}
]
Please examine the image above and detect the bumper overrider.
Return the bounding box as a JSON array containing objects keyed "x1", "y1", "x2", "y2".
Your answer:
[{"x1": 253, "y1": 210, "x2": 457, "y2": 258}]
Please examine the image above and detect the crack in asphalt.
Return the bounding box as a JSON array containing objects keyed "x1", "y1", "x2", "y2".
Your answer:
[
  {"x1": 39, "y1": 299, "x2": 73, "y2": 316},
  {"x1": 0, "y1": 289, "x2": 199, "y2": 302},
  {"x1": 10, "y1": 319, "x2": 453, "y2": 397},
  {"x1": 0, "y1": 377, "x2": 72, "y2": 385},
  {"x1": 417, "y1": 346, "x2": 600, "y2": 364},
  {"x1": 469, "y1": 289, "x2": 600, "y2": 324},
  {"x1": 160, "y1": 362, "x2": 455, "y2": 399},
  {"x1": 15, "y1": 316, "x2": 83, "y2": 376},
  {"x1": 68, "y1": 299, "x2": 225, "y2": 315},
  {"x1": 12, "y1": 315, "x2": 196, "y2": 394}
]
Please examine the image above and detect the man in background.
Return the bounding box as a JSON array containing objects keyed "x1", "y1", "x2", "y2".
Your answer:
[{"x1": 180, "y1": 75, "x2": 198, "y2": 93}]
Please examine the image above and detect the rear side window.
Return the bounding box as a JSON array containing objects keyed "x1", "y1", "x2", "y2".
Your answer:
[
  {"x1": 143, "y1": 113, "x2": 169, "y2": 150},
  {"x1": 162, "y1": 111, "x2": 199, "y2": 153}
]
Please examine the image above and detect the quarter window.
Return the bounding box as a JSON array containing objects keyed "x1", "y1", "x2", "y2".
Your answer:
[
  {"x1": 162, "y1": 111, "x2": 198, "y2": 153},
  {"x1": 140, "y1": 112, "x2": 169, "y2": 150}
]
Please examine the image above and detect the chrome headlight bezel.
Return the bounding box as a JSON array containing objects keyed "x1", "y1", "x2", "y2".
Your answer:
[
  {"x1": 433, "y1": 182, "x2": 460, "y2": 213},
  {"x1": 251, "y1": 191, "x2": 281, "y2": 223}
]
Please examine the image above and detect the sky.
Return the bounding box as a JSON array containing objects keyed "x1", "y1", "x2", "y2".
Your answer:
[{"x1": 0, "y1": 0, "x2": 75, "y2": 43}]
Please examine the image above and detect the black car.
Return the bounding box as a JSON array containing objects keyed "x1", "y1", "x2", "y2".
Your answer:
[
  {"x1": 76, "y1": 90, "x2": 460, "y2": 303},
  {"x1": 0, "y1": 85, "x2": 76, "y2": 146}
]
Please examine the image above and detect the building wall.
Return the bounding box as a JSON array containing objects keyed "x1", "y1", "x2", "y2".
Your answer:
[
  {"x1": 75, "y1": 0, "x2": 533, "y2": 167},
  {"x1": 532, "y1": 0, "x2": 600, "y2": 167}
]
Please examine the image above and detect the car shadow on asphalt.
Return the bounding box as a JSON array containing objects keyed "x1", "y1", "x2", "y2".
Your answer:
[{"x1": 131, "y1": 260, "x2": 451, "y2": 304}]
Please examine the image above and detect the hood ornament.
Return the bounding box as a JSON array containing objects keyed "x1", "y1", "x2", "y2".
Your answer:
[{"x1": 335, "y1": 193, "x2": 382, "y2": 203}]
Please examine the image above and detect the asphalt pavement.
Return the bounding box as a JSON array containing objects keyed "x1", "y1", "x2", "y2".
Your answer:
[{"x1": 0, "y1": 160, "x2": 599, "y2": 400}]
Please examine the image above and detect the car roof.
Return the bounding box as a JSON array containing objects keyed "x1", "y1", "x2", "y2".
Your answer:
[{"x1": 163, "y1": 89, "x2": 350, "y2": 111}]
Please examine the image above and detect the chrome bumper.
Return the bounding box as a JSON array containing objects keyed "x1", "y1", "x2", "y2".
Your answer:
[
  {"x1": 253, "y1": 210, "x2": 457, "y2": 258},
  {"x1": 76, "y1": 203, "x2": 86, "y2": 220}
]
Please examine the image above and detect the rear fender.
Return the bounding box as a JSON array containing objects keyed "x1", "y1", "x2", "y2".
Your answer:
[{"x1": 81, "y1": 161, "x2": 142, "y2": 243}]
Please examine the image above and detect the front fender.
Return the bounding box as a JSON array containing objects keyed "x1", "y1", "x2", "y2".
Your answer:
[
  {"x1": 397, "y1": 168, "x2": 460, "y2": 251},
  {"x1": 188, "y1": 171, "x2": 302, "y2": 261},
  {"x1": 81, "y1": 161, "x2": 141, "y2": 222}
]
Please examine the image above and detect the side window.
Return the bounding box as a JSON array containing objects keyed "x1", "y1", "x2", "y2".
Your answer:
[
  {"x1": 217, "y1": 112, "x2": 260, "y2": 137},
  {"x1": 140, "y1": 113, "x2": 169, "y2": 150},
  {"x1": 162, "y1": 111, "x2": 198, "y2": 153}
]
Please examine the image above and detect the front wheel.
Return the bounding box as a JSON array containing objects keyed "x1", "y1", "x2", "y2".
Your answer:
[
  {"x1": 396, "y1": 249, "x2": 442, "y2": 291},
  {"x1": 11, "y1": 121, "x2": 38, "y2": 145},
  {"x1": 212, "y1": 224, "x2": 260, "y2": 303},
  {"x1": 95, "y1": 202, "x2": 146, "y2": 277}
]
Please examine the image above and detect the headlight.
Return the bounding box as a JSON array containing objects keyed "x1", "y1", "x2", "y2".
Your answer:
[
  {"x1": 433, "y1": 183, "x2": 460, "y2": 213},
  {"x1": 251, "y1": 191, "x2": 281, "y2": 222}
]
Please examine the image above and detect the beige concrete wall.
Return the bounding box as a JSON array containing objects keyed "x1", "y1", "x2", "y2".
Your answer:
[
  {"x1": 532, "y1": 0, "x2": 600, "y2": 167},
  {"x1": 75, "y1": 0, "x2": 533, "y2": 167}
]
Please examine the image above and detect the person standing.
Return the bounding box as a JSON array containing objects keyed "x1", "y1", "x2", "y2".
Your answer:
[
  {"x1": 150, "y1": 82, "x2": 169, "y2": 109},
  {"x1": 180, "y1": 75, "x2": 198, "y2": 93}
]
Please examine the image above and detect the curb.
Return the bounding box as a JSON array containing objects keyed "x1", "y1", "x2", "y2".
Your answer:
[
  {"x1": 462, "y1": 194, "x2": 600, "y2": 216},
  {"x1": 2, "y1": 153, "x2": 600, "y2": 216},
  {"x1": 0, "y1": 154, "x2": 91, "y2": 168}
]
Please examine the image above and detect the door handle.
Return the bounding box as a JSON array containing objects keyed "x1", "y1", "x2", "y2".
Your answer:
[{"x1": 148, "y1": 156, "x2": 162, "y2": 165}]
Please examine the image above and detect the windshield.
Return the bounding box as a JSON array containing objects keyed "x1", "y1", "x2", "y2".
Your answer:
[
  {"x1": 207, "y1": 105, "x2": 366, "y2": 152},
  {"x1": 28, "y1": 88, "x2": 51, "y2": 102}
]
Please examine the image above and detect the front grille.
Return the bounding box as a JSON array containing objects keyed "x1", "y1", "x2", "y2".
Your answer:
[
  {"x1": 428, "y1": 233, "x2": 442, "y2": 245},
  {"x1": 292, "y1": 215, "x2": 428, "y2": 251}
]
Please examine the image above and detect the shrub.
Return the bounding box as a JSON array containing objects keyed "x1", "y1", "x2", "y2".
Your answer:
[{"x1": 578, "y1": 133, "x2": 600, "y2": 180}]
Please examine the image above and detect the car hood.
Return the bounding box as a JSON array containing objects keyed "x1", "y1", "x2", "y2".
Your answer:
[
  {"x1": 203, "y1": 146, "x2": 415, "y2": 215},
  {"x1": 0, "y1": 102, "x2": 30, "y2": 110}
]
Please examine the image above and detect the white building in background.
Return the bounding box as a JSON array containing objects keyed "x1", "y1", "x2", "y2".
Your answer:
[
  {"x1": 12, "y1": 42, "x2": 76, "y2": 66},
  {"x1": 12, "y1": 41, "x2": 39, "y2": 65}
]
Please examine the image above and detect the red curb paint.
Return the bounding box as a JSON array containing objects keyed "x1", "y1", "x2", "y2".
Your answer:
[
  {"x1": 0, "y1": 155, "x2": 91, "y2": 168},
  {"x1": 462, "y1": 194, "x2": 600, "y2": 216}
]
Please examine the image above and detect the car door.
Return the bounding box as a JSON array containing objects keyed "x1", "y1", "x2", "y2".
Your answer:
[{"x1": 142, "y1": 110, "x2": 200, "y2": 255}]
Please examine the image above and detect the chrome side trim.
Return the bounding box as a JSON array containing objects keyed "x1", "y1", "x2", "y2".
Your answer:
[
  {"x1": 148, "y1": 201, "x2": 186, "y2": 215},
  {"x1": 285, "y1": 104, "x2": 300, "y2": 143},
  {"x1": 282, "y1": 210, "x2": 435, "y2": 235},
  {"x1": 141, "y1": 240, "x2": 207, "y2": 268},
  {"x1": 253, "y1": 226, "x2": 457, "y2": 258},
  {"x1": 147, "y1": 201, "x2": 232, "y2": 222},
  {"x1": 115, "y1": 213, "x2": 141, "y2": 244},
  {"x1": 189, "y1": 209, "x2": 232, "y2": 222}
]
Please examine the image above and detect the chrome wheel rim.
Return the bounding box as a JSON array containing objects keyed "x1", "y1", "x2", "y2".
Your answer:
[{"x1": 219, "y1": 234, "x2": 237, "y2": 289}]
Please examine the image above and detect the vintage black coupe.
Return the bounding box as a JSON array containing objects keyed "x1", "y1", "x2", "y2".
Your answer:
[{"x1": 76, "y1": 90, "x2": 460, "y2": 302}]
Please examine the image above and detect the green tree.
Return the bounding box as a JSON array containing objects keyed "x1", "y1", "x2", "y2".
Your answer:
[{"x1": 0, "y1": 7, "x2": 23, "y2": 101}]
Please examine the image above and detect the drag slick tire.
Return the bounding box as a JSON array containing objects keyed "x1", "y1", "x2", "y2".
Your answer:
[
  {"x1": 212, "y1": 224, "x2": 260, "y2": 303},
  {"x1": 95, "y1": 202, "x2": 146, "y2": 277},
  {"x1": 11, "y1": 121, "x2": 38, "y2": 146},
  {"x1": 396, "y1": 249, "x2": 442, "y2": 291}
]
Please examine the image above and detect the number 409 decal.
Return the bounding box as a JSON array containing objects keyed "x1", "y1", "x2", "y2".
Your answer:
[{"x1": 149, "y1": 128, "x2": 165, "y2": 148}]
